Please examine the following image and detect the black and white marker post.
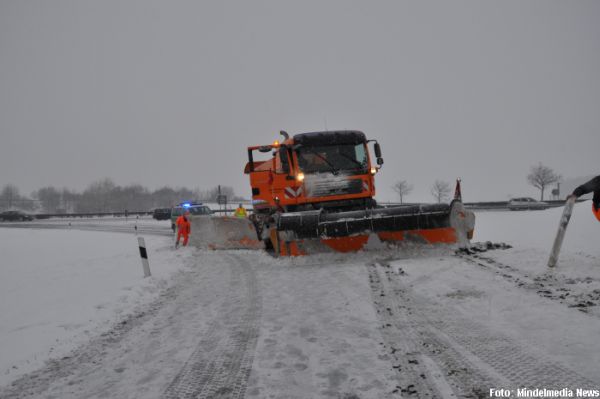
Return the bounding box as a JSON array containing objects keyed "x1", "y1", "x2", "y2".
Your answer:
[
  {"x1": 547, "y1": 195, "x2": 576, "y2": 268},
  {"x1": 138, "y1": 237, "x2": 151, "y2": 277}
]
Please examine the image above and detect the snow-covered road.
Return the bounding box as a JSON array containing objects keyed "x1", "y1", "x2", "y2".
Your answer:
[
  {"x1": 0, "y1": 249, "x2": 401, "y2": 398},
  {"x1": 3, "y1": 251, "x2": 264, "y2": 398},
  {"x1": 1, "y1": 204, "x2": 599, "y2": 398}
]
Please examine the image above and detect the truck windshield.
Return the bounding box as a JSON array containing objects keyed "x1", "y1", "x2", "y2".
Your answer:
[{"x1": 296, "y1": 143, "x2": 368, "y2": 174}]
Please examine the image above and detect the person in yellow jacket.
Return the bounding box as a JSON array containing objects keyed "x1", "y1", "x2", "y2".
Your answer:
[{"x1": 234, "y1": 203, "x2": 247, "y2": 218}]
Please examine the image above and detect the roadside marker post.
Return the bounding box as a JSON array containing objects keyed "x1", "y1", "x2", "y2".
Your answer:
[
  {"x1": 138, "y1": 237, "x2": 151, "y2": 277},
  {"x1": 547, "y1": 196, "x2": 576, "y2": 268}
]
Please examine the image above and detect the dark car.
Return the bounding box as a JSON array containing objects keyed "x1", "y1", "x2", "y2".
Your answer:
[
  {"x1": 0, "y1": 210, "x2": 35, "y2": 221},
  {"x1": 152, "y1": 208, "x2": 171, "y2": 221}
]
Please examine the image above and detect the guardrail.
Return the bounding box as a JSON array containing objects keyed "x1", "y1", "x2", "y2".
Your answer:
[
  {"x1": 21, "y1": 199, "x2": 590, "y2": 219},
  {"x1": 30, "y1": 208, "x2": 252, "y2": 220},
  {"x1": 463, "y1": 199, "x2": 588, "y2": 210},
  {"x1": 33, "y1": 211, "x2": 152, "y2": 219},
  {"x1": 380, "y1": 199, "x2": 587, "y2": 211}
]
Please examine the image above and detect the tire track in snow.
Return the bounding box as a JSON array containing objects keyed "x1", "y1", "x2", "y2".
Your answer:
[
  {"x1": 368, "y1": 262, "x2": 444, "y2": 398},
  {"x1": 0, "y1": 251, "x2": 261, "y2": 399},
  {"x1": 368, "y1": 262, "x2": 496, "y2": 398},
  {"x1": 163, "y1": 253, "x2": 262, "y2": 399},
  {"x1": 456, "y1": 253, "x2": 600, "y2": 318},
  {"x1": 369, "y1": 260, "x2": 596, "y2": 397}
]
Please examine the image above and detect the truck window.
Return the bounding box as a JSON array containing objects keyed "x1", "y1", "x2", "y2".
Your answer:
[{"x1": 276, "y1": 147, "x2": 290, "y2": 174}]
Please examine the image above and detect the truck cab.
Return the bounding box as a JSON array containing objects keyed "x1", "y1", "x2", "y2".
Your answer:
[{"x1": 244, "y1": 130, "x2": 383, "y2": 214}]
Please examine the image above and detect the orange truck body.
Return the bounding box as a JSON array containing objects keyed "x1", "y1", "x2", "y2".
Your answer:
[
  {"x1": 244, "y1": 131, "x2": 472, "y2": 256},
  {"x1": 245, "y1": 131, "x2": 376, "y2": 213}
]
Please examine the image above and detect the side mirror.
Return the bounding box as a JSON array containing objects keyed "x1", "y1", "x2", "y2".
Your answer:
[
  {"x1": 374, "y1": 142, "x2": 382, "y2": 158},
  {"x1": 377, "y1": 157, "x2": 384, "y2": 166}
]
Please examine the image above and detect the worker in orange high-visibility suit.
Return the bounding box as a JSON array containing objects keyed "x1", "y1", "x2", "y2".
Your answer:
[
  {"x1": 570, "y1": 175, "x2": 600, "y2": 222},
  {"x1": 175, "y1": 211, "x2": 191, "y2": 248}
]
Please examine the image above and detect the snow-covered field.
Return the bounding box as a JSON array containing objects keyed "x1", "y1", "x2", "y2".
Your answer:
[
  {"x1": 0, "y1": 229, "x2": 190, "y2": 385},
  {"x1": 0, "y1": 201, "x2": 598, "y2": 398},
  {"x1": 475, "y1": 202, "x2": 597, "y2": 256},
  {"x1": 385, "y1": 202, "x2": 600, "y2": 391}
]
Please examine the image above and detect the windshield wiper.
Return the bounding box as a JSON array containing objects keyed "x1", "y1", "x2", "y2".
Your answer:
[{"x1": 302, "y1": 148, "x2": 339, "y2": 174}]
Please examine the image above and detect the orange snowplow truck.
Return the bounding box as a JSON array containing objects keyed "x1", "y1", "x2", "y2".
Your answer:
[{"x1": 245, "y1": 130, "x2": 474, "y2": 256}]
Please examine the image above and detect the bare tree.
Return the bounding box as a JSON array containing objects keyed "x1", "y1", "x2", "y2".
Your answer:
[
  {"x1": 6, "y1": 181, "x2": 247, "y2": 214},
  {"x1": 0, "y1": 184, "x2": 20, "y2": 209},
  {"x1": 431, "y1": 180, "x2": 451, "y2": 203},
  {"x1": 392, "y1": 180, "x2": 413, "y2": 204},
  {"x1": 33, "y1": 186, "x2": 61, "y2": 213},
  {"x1": 197, "y1": 186, "x2": 244, "y2": 202},
  {"x1": 60, "y1": 188, "x2": 77, "y2": 213},
  {"x1": 527, "y1": 163, "x2": 560, "y2": 201},
  {"x1": 152, "y1": 186, "x2": 180, "y2": 208},
  {"x1": 77, "y1": 178, "x2": 117, "y2": 213}
]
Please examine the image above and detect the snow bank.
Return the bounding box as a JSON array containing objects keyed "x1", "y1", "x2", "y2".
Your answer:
[
  {"x1": 188, "y1": 216, "x2": 263, "y2": 250},
  {"x1": 473, "y1": 202, "x2": 598, "y2": 256},
  {"x1": 0, "y1": 229, "x2": 189, "y2": 385}
]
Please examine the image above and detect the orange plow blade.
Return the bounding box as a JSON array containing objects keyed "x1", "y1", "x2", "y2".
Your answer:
[{"x1": 272, "y1": 201, "x2": 475, "y2": 256}]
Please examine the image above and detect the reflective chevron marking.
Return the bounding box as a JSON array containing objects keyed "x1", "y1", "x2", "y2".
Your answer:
[{"x1": 284, "y1": 187, "x2": 303, "y2": 199}]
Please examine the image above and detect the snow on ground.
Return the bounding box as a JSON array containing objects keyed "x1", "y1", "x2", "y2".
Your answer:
[
  {"x1": 388, "y1": 201, "x2": 600, "y2": 385},
  {"x1": 247, "y1": 253, "x2": 398, "y2": 398},
  {"x1": 474, "y1": 200, "x2": 598, "y2": 257},
  {"x1": 0, "y1": 228, "x2": 189, "y2": 385},
  {"x1": 1, "y1": 202, "x2": 599, "y2": 397},
  {"x1": 1, "y1": 249, "x2": 401, "y2": 399},
  {"x1": 475, "y1": 201, "x2": 600, "y2": 316}
]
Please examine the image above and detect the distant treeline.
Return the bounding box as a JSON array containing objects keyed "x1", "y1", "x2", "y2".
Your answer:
[{"x1": 0, "y1": 179, "x2": 245, "y2": 213}]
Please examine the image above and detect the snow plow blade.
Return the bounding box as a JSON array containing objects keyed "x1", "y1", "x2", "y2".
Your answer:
[
  {"x1": 189, "y1": 216, "x2": 264, "y2": 250},
  {"x1": 272, "y1": 201, "x2": 474, "y2": 255}
]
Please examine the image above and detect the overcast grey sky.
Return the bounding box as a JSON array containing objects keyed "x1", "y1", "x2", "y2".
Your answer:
[{"x1": 1, "y1": 0, "x2": 599, "y2": 202}]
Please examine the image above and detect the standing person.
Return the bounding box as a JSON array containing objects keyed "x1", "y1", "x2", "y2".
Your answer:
[
  {"x1": 176, "y1": 211, "x2": 191, "y2": 247},
  {"x1": 569, "y1": 175, "x2": 600, "y2": 221},
  {"x1": 234, "y1": 203, "x2": 247, "y2": 218}
]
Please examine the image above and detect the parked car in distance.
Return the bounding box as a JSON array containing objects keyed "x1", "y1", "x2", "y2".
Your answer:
[
  {"x1": 508, "y1": 197, "x2": 549, "y2": 211},
  {"x1": 170, "y1": 203, "x2": 213, "y2": 231},
  {"x1": 152, "y1": 208, "x2": 171, "y2": 221},
  {"x1": 0, "y1": 210, "x2": 35, "y2": 221}
]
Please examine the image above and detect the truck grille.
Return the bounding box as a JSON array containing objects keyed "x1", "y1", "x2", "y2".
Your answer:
[{"x1": 305, "y1": 176, "x2": 363, "y2": 197}]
